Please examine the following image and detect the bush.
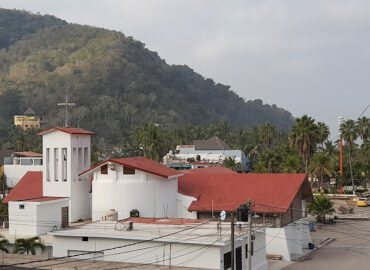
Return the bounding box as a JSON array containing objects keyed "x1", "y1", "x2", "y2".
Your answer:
[{"x1": 338, "y1": 205, "x2": 348, "y2": 214}]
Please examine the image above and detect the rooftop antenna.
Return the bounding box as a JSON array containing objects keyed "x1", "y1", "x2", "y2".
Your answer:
[{"x1": 57, "y1": 95, "x2": 76, "y2": 127}]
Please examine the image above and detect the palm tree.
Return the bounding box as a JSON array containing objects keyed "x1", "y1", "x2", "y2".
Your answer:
[
  {"x1": 0, "y1": 234, "x2": 9, "y2": 253},
  {"x1": 289, "y1": 115, "x2": 319, "y2": 174},
  {"x1": 317, "y1": 122, "x2": 330, "y2": 150},
  {"x1": 259, "y1": 123, "x2": 276, "y2": 150},
  {"x1": 357, "y1": 116, "x2": 369, "y2": 143},
  {"x1": 310, "y1": 153, "x2": 334, "y2": 191},
  {"x1": 13, "y1": 236, "x2": 46, "y2": 255},
  {"x1": 339, "y1": 119, "x2": 358, "y2": 195},
  {"x1": 222, "y1": 157, "x2": 241, "y2": 171}
]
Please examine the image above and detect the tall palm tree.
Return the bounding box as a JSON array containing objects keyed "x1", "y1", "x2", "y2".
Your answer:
[
  {"x1": 317, "y1": 122, "x2": 330, "y2": 150},
  {"x1": 289, "y1": 115, "x2": 319, "y2": 174},
  {"x1": 13, "y1": 236, "x2": 46, "y2": 255},
  {"x1": 310, "y1": 153, "x2": 334, "y2": 191},
  {"x1": 357, "y1": 116, "x2": 369, "y2": 143},
  {"x1": 340, "y1": 119, "x2": 358, "y2": 195},
  {"x1": 0, "y1": 234, "x2": 9, "y2": 253},
  {"x1": 259, "y1": 123, "x2": 276, "y2": 150}
]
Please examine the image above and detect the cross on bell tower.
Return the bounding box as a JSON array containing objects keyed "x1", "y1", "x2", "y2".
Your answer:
[{"x1": 57, "y1": 95, "x2": 76, "y2": 127}]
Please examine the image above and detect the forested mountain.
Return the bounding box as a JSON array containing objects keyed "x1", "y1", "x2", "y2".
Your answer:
[{"x1": 0, "y1": 8, "x2": 294, "y2": 143}]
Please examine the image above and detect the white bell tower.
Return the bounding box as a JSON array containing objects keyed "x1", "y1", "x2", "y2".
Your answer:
[{"x1": 39, "y1": 127, "x2": 94, "y2": 222}]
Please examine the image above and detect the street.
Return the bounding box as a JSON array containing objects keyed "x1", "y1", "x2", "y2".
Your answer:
[{"x1": 282, "y1": 205, "x2": 370, "y2": 270}]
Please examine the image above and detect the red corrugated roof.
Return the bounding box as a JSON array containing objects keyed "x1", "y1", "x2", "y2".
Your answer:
[
  {"x1": 37, "y1": 126, "x2": 95, "y2": 136},
  {"x1": 179, "y1": 173, "x2": 312, "y2": 213},
  {"x1": 183, "y1": 166, "x2": 237, "y2": 174},
  {"x1": 14, "y1": 151, "x2": 42, "y2": 157},
  {"x1": 2, "y1": 171, "x2": 43, "y2": 203},
  {"x1": 80, "y1": 157, "x2": 182, "y2": 179}
]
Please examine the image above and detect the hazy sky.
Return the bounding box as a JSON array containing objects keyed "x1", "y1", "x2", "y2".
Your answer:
[{"x1": 1, "y1": 0, "x2": 370, "y2": 138}]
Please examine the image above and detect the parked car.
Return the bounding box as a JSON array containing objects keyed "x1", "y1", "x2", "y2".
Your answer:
[{"x1": 356, "y1": 198, "x2": 370, "y2": 207}]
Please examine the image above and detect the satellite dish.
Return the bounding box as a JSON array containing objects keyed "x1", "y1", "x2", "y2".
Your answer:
[{"x1": 220, "y1": 210, "x2": 226, "y2": 221}]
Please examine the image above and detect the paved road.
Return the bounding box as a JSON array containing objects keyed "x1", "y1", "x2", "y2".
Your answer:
[{"x1": 283, "y1": 205, "x2": 370, "y2": 270}]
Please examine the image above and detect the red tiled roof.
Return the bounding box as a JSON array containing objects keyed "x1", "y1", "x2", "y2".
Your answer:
[
  {"x1": 14, "y1": 151, "x2": 42, "y2": 157},
  {"x1": 2, "y1": 172, "x2": 43, "y2": 203},
  {"x1": 122, "y1": 217, "x2": 206, "y2": 225},
  {"x1": 80, "y1": 157, "x2": 183, "y2": 179},
  {"x1": 179, "y1": 173, "x2": 312, "y2": 213},
  {"x1": 20, "y1": 197, "x2": 66, "y2": 202},
  {"x1": 37, "y1": 127, "x2": 95, "y2": 136},
  {"x1": 183, "y1": 166, "x2": 237, "y2": 174}
]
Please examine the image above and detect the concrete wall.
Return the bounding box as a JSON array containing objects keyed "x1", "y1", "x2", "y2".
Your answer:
[
  {"x1": 176, "y1": 193, "x2": 197, "y2": 219},
  {"x1": 265, "y1": 221, "x2": 311, "y2": 261},
  {"x1": 221, "y1": 230, "x2": 267, "y2": 270},
  {"x1": 52, "y1": 236, "x2": 222, "y2": 269},
  {"x1": 92, "y1": 164, "x2": 178, "y2": 221},
  {"x1": 9, "y1": 199, "x2": 69, "y2": 236},
  {"x1": 42, "y1": 131, "x2": 91, "y2": 222},
  {"x1": 4, "y1": 164, "x2": 42, "y2": 188}
]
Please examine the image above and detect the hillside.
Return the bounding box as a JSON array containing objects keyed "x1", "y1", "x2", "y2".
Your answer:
[{"x1": 0, "y1": 8, "x2": 294, "y2": 142}]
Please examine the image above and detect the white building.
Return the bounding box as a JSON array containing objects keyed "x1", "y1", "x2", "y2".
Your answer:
[
  {"x1": 163, "y1": 136, "x2": 248, "y2": 171},
  {"x1": 50, "y1": 218, "x2": 268, "y2": 270},
  {"x1": 3, "y1": 127, "x2": 94, "y2": 236},
  {"x1": 79, "y1": 157, "x2": 182, "y2": 221},
  {"x1": 3, "y1": 151, "x2": 43, "y2": 187}
]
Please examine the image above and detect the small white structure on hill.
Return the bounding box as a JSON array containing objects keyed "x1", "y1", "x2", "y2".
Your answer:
[{"x1": 80, "y1": 157, "x2": 182, "y2": 221}]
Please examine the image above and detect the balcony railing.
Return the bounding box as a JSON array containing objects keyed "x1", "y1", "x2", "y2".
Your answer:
[{"x1": 4, "y1": 157, "x2": 43, "y2": 166}]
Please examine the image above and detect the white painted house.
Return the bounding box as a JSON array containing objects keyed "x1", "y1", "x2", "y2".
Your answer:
[
  {"x1": 3, "y1": 151, "x2": 43, "y2": 188},
  {"x1": 3, "y1": 127, "x2": 94, "y2": 236},
  {"x1": 79, "y1": 157, "x2": 182, "y2": 221},
  {"x1": 50, "y1": 218, "x2": 268, "y2": 270}
]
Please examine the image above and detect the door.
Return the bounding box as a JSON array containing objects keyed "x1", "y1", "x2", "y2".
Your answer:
[
  {"x1": 61, "y1": 207, "x2": 69, "y2": 228},
  {"x1": 236, "y1": 246, "x2": 242, "y2": 270}
]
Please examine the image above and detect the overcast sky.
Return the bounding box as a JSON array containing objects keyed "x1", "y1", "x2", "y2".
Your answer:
[{"x1": 1, "y1": 0, "x2": 370, "y2": 138}]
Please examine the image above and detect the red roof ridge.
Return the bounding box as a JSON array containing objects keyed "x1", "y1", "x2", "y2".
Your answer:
[
  {"x1": 80, "y1": 156, "x2": 183, "y2": 179},
  {"x1": 37, "y1": 126, "x2": 95, "y2": 136}
]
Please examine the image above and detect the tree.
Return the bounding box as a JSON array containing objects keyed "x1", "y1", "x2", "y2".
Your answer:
[
  {"x1": 310, "y1": 153, "x2": 334, "y2": 191},
  {"x1": 357, "y1": 116, "x2": 369, "y2": 143},
  {"x1": 13, "y1": 236, "x2": 46, "y2": 255},
  {"x1": 0, "y1": 234, "x2": 9, "y2": 253},
  {"x1": 308, "y1": 194, "x2": 334, "y2": 222},
  {"x1": 317, "y1": 122, "x2": 330, "y2": 150},
  {"x1": 222, "y1": 157, "x2": 241, "y2": 171},
  {"x1": 340, "y1": 119, "x2": 358, "y2": 195},
  {"x1": 289, "y1": 115, "x2": 319, "y2": 174}
]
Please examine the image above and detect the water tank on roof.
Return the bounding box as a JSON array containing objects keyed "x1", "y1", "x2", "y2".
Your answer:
[
  {"x1": 106, "y1": 209, "x2": 118, "y2": 221},
  {"x1": 130, "y1": 209, "x2": 140, "y2": 218}
]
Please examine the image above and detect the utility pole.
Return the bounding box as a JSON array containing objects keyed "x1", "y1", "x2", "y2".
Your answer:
[
  {"x1": 231, "y1": 211, "x2": 235, "y2": 270},
  {"x1": 247, "y1": 198, "x2": 252, "y2": 270},
  {"x1": 57, "y1": 95, "x2": 76, "y2": 127}
]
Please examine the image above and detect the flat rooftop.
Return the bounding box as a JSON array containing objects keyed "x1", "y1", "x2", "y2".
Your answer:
[{"x1": 49, "y1": 219, "x2": 256, "y2": 246}]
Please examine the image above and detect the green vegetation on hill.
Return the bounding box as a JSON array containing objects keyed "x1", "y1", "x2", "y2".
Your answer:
[{"x1": 0, "y1": 8, "x2": 294, "y2": 144}]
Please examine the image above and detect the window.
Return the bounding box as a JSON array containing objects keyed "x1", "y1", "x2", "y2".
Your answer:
[
  {"x1": 82, "y1": 237, "x2": 88, "y2": 242},
  {"x1": 62, "y1": 148, "x2": 67, "y2": 181},
  {"x1": 19, "y1": 204, "x2": 25, "y2": 210},
  {"x1": 46, "y1": 148, "x2": 50, "y2": 181},
  {"x1": 123, "y1": 166, "x2": 135, "y2": 175},
  {"x1": 54, "y1": 148, "x2": 59, "y2": 181},
  {"x1": 223, "y1": 251, "x2": 231, "y2": 269},
  {"x1": 101, "y1": 164, "x2": 108, "y2": 174}
]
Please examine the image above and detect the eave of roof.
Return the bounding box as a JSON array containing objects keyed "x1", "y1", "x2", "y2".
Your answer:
[
  {"x1": 37, "y1": 126, "x2": 95, "y2": 136},
  {"x1": 80, "y1": 157, "x2": 183, "y2": 179}
]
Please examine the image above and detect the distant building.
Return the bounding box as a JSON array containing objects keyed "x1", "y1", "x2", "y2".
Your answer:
[
  {"x1": 3, "y1": 151, "x2": 43, "y2": 188},
  {"x1": 163, "y1": 136, "x2": 248, "y2": 171},
  {"x1": 14, "y1": 107, "x2": 41, "y2": 130}
]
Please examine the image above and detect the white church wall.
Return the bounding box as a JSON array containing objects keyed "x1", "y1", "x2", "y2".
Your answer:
[
  {"x1": 92, "y1": 164, "x2": 178, "y2": 221},
  {"x1": 176, "y1": 193, "x2": 197, "y2": 219},
  {"x1": 8, "y1": 199, "x2": 69, "y2": 236}
]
